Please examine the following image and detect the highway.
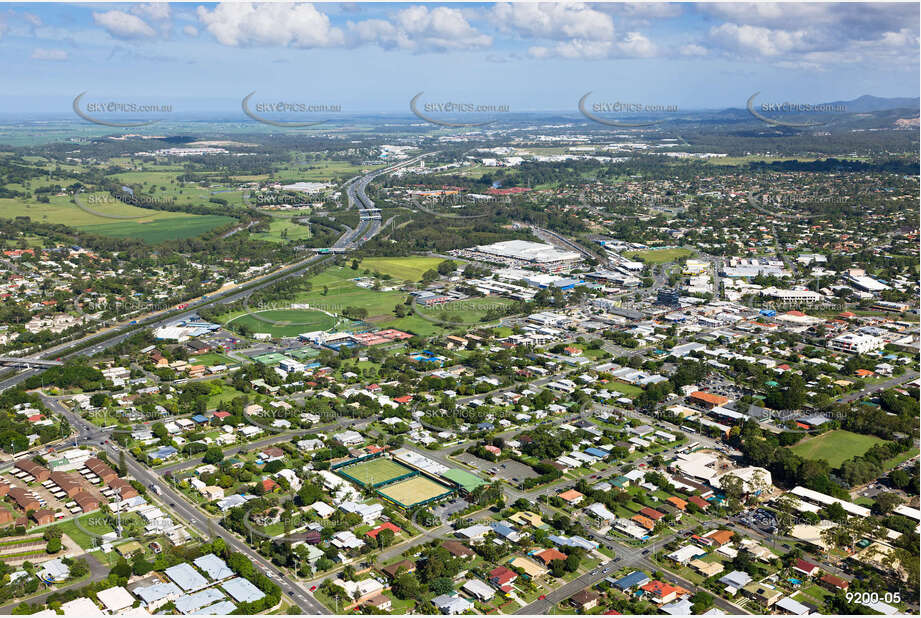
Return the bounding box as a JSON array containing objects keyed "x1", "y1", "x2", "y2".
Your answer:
[
  {"x1": 0, "y1": 154, "x2": 431, "y2": 395},
  {"x1": 0, "y1": 158, "x2": 435, "y2": 614}
]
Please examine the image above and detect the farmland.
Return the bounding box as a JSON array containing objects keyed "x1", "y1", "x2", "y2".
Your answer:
[{"x1": 0, "y1": 193, "x2": 234, "y2": 243}]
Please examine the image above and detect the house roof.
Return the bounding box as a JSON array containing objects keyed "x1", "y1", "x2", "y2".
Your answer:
[
  {"x1": 641, "y1": 580, "x2": 679, "y2": 598},
  {"x1": 667, "y1": 496, "x2": 688, "y2": 510},
  {"x1": 441, "y1": 540, "x2": 474, "y2": 558},
  {"x1": 536, "y1": 548, "x2": 567, "y2": 564},
  {"x1": 820, "y1": 574, "x2": 848, "y2": 589},
  {"x1": 632, "y1": 515, "x2": 655, "y2": 530},
  {"x1": 381, "y1": 560, "x2": 414, "y2": 578},
  {"x1": 558, "y1": 489, "x2": 584, "y2": 502},
  {"x1": 704, "y1": 529, "x2": 733, "y2": 545},
  {"x1": 639, "y1": 507, "x2": 665, "y2": 520},
  {"x1": 367, "y1": 522, "x2": 401, "y2": 539},
  {"x1": 690, "y1": 391, "x2": 730, "y2": 405}
]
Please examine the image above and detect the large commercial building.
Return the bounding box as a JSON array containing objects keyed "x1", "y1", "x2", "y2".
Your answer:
[
  {"x1": 827, "y1": 333, "x2": 884, "y2": 354},
  {"x1": 457, "y1": 240, "x2": 582, "y2": 272}
]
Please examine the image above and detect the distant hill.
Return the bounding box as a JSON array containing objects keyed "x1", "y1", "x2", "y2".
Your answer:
[{"x1": 819, "y1": 95, "x2": 919, "y2": 113}]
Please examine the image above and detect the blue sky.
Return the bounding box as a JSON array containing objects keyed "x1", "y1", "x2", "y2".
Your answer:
[{"x1": 0, "y1": 2, "x2": 918, "y2": 115}]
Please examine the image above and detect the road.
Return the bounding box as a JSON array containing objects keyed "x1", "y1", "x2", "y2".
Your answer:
[
  {"x1": 0, "y1": 160, "x2": 433, "y2": 614},
  {"x1": 835, "y1": 370, "x2": 919, "y2": 403},
  {"x1": 0, "y1": 154, "x2": 433, "y2": 395}
]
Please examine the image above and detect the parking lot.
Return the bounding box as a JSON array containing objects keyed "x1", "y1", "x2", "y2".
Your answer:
[
  {"x1": 734, "y1": 508, "x2": 777, "y2": 534},
  {"x1": 432, "y1": 497, "x2": 469, "y2": 521},
  {"x1": 453, "y1": 453, "x2": 538, "y2": 483}
]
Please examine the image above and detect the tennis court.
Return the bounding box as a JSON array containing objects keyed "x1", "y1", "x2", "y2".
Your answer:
[
  {"x1": 339, "y1": 458, "x2": 414, "y2": 488},
  {"x1": 377, "y1": 475, "x2": 454, "y2": 508}
]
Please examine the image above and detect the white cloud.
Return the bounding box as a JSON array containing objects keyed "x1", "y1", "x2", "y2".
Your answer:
[
  {"x1": 31, "y1": 48, "x2": 68, "y2": 61},
  {"x1": 680, "y1": 43, "x2": 708, "y2": 56},
  {"x1": 93, "y1": 10, "x2": 157, "y2": 39},
  {"x1": 350, "y1": 5, "x2": 491, "y2": 51},
  {"x1": 182, "y1": 25, "x2": 198, "y2": 37},
  {"x1": 700, "y1": 3, "x2": 919, "y2": 65},
  {"x1": 196, "y1": 3, "x2": 345, "y2": 48},
  {"x1": 709, "y1": 23, "x2": 810, "y2": 57},
  {"x1": 22, "y1": 12, "x2": 42, "y2": 28},
  {"x1": 493, "y1": 3, "x2": 615, "y2": 41},
  {"x1": 527, "y1": 31, "x2": 658, "y2": 60},
  {"x1": 131, "y1": 3, "x2": 171, "y2": 22}
]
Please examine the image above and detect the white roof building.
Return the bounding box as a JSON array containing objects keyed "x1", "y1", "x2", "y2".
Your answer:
[
  {"x1": 60, "y1": 597, "x2": 103, "y2": 616},
  {"x1": 97, "y1": 586, "x2": 135, "y2": 613},
  {"x1": 462, "y1": 579, "x2": 495, "y2": 601}
]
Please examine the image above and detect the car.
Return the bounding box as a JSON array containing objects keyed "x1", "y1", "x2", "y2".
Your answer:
[
  {"x1": 642, "y1": 549, "x2": 650, "y2": 555},
  {"x1": 310, "y1": 585, "x2": 317, "y2": 591},
  {"x1": 538, "y1": 595, "x2": 546, "y2": 601}
]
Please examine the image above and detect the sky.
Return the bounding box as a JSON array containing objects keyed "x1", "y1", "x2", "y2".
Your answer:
[{"x1": 0, "y1": 2, "x2": 918, "y2": 116}]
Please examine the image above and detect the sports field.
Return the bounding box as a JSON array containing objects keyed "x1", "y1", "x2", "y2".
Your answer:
[
  {"x1": 377, "y1": 475, "x2": 453, "y2": 507},
  {"x1": 623, "y1": 248, "x2": 693, "y2": 264},
  {"x1": 226, "y1": 309, "x2": 338, "y2": 338},
  {"x1": 360, "y1": 256, "x2": 446, "y2": 282},
  {"x1": 340, "y1": 458, "x2": 411, "y2": 487},
  {"x1": 218, "y1": 265, "x2": 519, "y2": 338},
  {"x1": 790, "y1": 430, "x2": 885, "y2": 468}
]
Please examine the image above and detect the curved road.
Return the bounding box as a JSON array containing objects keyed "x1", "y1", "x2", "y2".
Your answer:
[{"x1": 0, "y1": 158, "x2": 433, "y2": 614}]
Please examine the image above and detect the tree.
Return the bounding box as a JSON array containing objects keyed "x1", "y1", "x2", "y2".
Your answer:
[
  {"x1": 691, "y1": 591, "x2": 714, "y2": 613},
  {"x1": 132, "y1": 554, "x2": 154, "y2": 576},
  {"x1": 392, "y1": 572, "x2": 422, "y2": 600},
  {"x1": 437, "y1": 260, "x2": 457, "y2": 276},
  {"x1": 774, "y1": 494, "x2": 796, "y2": 535},
  {"x1": 45, "y1": 538, "x2": 61, "y2": 554},
  {"x1": 430, "y1": 577, "x2": 454, "y2": 595},
  {"x1": 873, "y1": 492, "x2": 902, "y2": 515},
  {"x1": 377, "y1": 528, "x2": 395, "y2": 548}
]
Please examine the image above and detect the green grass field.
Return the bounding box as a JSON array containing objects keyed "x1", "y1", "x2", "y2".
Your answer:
[
  {"x1": 604, "y1": 381, "x2": 644, "y2": 397},
  {"x1": 218, "y1": 265, "x2": 515, "y2": 338},
  {"x1": 188, "y1": 352, "x2": 237, "y2": 367},
  {"x1": 790, "y1": 430, "x2": 886, "y2": 467},
  {"x1": 252, "y1": 218, "x2": 312, "y2": 243},
  {"x1": 623, "y1": 248, "x2": 693, "y2": 264},
  {"x1": 340, "y1": 458, "x2": 411, "y2": 487},
  {"x1": 0, "y1": 192, "x2": 234, "y2": 243},
  {"x1": 416, "y1": 297, "x2": 515, "y2": 326},
  {"x1": 227, "y1": 309, "x2": 338, "y2": 338},
  {"x1": 359, "y1": 256, "x2": 446, "y2": 282}
]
